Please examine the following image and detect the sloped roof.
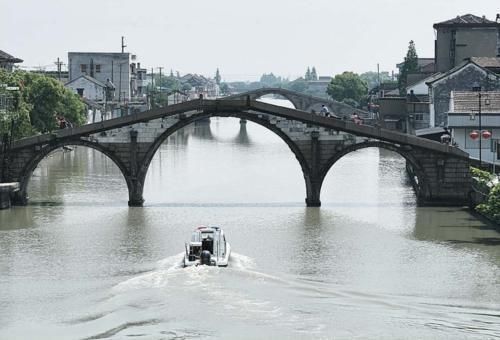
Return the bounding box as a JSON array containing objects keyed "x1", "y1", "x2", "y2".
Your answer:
[
  {"x1": 469, "y1": 57, "x2": 500, "y2": 69},
  {"x1": 434, "y1": 14, "x2": 498, "y2": 27},
  {"x1": 0, "y1": 50, "x2": 23, "y2": 63},
  {"x1": 65, "y1": 75, "x2": 106, "y2": 88},
  {"x1": 451, "y1": 91, "x2": 500, "y2": 113},
  {"x1": 425, "y1": 60, "x2": 499, "y2": 86}
]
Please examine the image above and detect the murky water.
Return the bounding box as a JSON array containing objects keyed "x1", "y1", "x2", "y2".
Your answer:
[{"x1": 0, "y1": 99, "x2": 499, "y2": 339}]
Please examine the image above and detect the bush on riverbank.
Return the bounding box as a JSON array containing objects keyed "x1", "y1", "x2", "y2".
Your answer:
[
  {"x1": 472, "y1": 167, "x2": 500, "y2": 223},
  {"x1": 476, "y1": 185, "x2": 500, "y2": 224}
]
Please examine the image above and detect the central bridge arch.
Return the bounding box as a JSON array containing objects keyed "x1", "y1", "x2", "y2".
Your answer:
[{"x1": 135, "y1": 112, "x2": 313, "y2": 203}]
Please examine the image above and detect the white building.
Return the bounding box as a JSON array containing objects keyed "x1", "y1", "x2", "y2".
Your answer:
[
  {"x1": 65, "y1": 75, "x2": 106, "y2": 101},
  {"x1": 448, "y1": 91, "x2": 500, "y2": 164},
  {"x1": 68, "y1": 52, "x2": 147, "y2": 101}
]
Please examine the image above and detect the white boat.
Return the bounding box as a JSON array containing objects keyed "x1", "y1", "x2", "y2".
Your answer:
[{"x1": 183, "y1": 226, "x2": 231, "y2": 267}]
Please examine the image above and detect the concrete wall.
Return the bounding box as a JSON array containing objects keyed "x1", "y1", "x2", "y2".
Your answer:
[{"x1": 435, "y1": 27, "x2": 499, "y2": 72}]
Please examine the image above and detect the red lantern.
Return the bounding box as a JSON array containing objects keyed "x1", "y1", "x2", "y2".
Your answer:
[
  {"x1": 481, "y1": 130, "x2": 492, "y2": 139},
  {"x1": 469, "y1": 130, "x2": 480, "y2": 140}
]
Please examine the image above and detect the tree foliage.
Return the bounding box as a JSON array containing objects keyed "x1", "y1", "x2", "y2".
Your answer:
[
  {"x1": 311, "y1": 67, "x2": 318, "y2": 81},
  {"x1": 260, "y1": 73, "x2": 282, "y2": 87},
  {"x1": 326, "y1": 71, "x2": 367, "y2": 106},
  {"x1": 398, "y1": 40, "x2": 419, "y2": 95},
  {"x1": 476, "y1": 183, "x2": 500, "y2": 224},
  {"x1": 360, "y1": 71, "x2": 393, "y2": 90},
  {"x1": 0, "y1": 69, "x2": 85, "y2": 139},
  {"x1": 215, "y1": 68, "x2": 221, "y2": 85},
  {"x1": 304, "y1": 66, "x2": 318, "y2": 81}
]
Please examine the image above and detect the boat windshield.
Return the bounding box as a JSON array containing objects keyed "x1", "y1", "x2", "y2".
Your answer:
[{"x1": 191, "y1": 232, "x2": 201, "y2": 242}]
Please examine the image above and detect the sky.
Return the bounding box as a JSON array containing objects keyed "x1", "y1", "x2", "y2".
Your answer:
[{"x1": 1, "y1": 0, "x2": 498, "y2": 81}]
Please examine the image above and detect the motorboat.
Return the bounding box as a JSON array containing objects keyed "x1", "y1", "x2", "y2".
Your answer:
[{"x1": 183, "y1": 226, "x2": 231, "y2": 267}]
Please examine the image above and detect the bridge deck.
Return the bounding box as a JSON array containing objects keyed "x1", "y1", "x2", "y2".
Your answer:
[{"x1": 5, "y1": 99, "x2": 467, "y2": 158}]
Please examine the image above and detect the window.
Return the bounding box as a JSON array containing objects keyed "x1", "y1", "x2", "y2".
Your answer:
[
  {"x1": 80, "y1": 64, "x2": 87, "y2": 73},
  {"x1": 415, "y1": 113, "x2": 424, "y2": 121},
  {"x1": 95, "y1": 64, "x2": 101, "y2": 73}
]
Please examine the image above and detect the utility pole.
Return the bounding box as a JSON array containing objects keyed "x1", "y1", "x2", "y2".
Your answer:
[
  {"x1": 158, "y1": 67, "x2": 164, "y2": 104},
  {"x1": 377, "y1": 63, "x2": 380, "y2": 87},
  {"x1": 54, "y1": 57, "x2": 63, "y2": 81},
  {"x1": 150, "y1": 68, "x2": 155, "y2": 108}
]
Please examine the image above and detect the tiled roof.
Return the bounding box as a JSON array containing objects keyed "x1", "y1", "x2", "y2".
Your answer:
[
  {"x1": 451, "y1": 91, "x2": 500, "y2": 113},
  {"x1": 425, "y1": 60, "x2": 499, "y2": 86},
  {"x1": 0, "y1": 50, "x2": 23, "y2": 63},
  {"x1": 470, "y1": 57, "x2": 500, "y2": 69},
  {"x1": 434, "y1": 14, "x2": 497, "y2": 27}
]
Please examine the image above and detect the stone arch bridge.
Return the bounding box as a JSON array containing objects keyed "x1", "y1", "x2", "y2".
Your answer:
[
  {"x1": 0, "y1": 98, "x2": 471, "y2": 207},
  {"x1": 224, "y1": 87, "x2": 371, "y2": 119}
]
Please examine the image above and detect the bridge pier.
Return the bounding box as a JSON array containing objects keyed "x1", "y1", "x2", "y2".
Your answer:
[{"x1": 304, "y1": 131, "x2": 322, "y2": 207}]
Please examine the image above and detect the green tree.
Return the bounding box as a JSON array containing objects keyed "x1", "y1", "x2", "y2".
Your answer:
[
  {"x1": 25, "y1": 73, "x2": 85, "y2": 132},
  {"x1": 398, "y1": 40, "x2": 419, "y2": 95},
  {"x1": 0, "y1": 70, "x2": 86, "y2": 138},
  {"x1": 215, "y1": 68, "x2": 221, "y2": 85},
  {"x1": 360, "y1": 71, "x2": 392, "y2": 90},
  {"x1": 0, "y1": 70, "x2": 33, "y2": 139},
  {"x1": 326, "y1": 71, "x2": 368, "y2": 106},
  {"x1": 311, "y1": 67, "x2": 318, "y2": 81},
  {"x1": 286, "y1": 78, "x2": 307, "y2": 93},
  {"x1": 305, "y1": 67, "x2": 311, "y2": 81},
  {"x1": 219, "y1": 82, "x2": 229, "y2": 95},
  {"x1": 260, "y1": 73, "x2": 282, "y2": 87}
]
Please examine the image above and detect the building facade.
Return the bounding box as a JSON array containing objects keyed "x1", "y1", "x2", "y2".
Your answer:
[
  {"x1": 427, "y1": 61, "x2": 500, "y2": 127},
  {"x1": 65, "y1": 75, "x2": 106, "y2": 101},
  {"x1": 434, "y1": 14, "x2": 500, "y2": 73},
  {"x1": 68, "y1": 52, "x2": 132, "y2": 101},
  {"x1": 448, "y1": 91, "x2": 500, "y2": 164}
]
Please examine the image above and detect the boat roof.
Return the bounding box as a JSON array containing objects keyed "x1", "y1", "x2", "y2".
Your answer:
[{"x1": 195, "y1": 225, "x2": 221, "y2": 232}]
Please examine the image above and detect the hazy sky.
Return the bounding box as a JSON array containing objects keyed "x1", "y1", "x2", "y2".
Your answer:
[{"x1": 2, "y1": 0, "x2": 498, "y2": 81}]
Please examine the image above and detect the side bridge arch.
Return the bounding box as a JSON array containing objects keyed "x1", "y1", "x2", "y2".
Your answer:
[{"x1": 11, "y1": 139, "x2": 133, "y2": 205}]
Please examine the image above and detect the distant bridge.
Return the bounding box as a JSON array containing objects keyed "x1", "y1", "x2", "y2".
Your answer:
[
  {"x1": 0, "y1": 98, "x2": 471, "y2": 207},
  {"x1": 224, "y1": 87, "x2": 372, "y2": 119}
]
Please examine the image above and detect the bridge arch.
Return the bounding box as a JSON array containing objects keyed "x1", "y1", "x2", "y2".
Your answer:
[
  {"x1": 249, "y1": 88, "x2": 302, "y2": 109},
  {"x1": 318, "y1": 141, "x2": 430, "y2": 204},
  {"x1": 135, "y1": 111, "x2": 312, "y2": 203},
  {"x1": 15, "y1": 139, "x2": 132, "y2": 205}
]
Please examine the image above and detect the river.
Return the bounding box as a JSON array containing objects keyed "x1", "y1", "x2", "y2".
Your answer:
[{"x1": 0, "y1": 98, "x2": 499, "y2": 339}]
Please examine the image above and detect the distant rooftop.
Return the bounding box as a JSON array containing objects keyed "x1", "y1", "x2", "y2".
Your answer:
[
  {"x1": 434, "y1": 14, "x2": 499, "y2": 28},
  {"x1": 469, "y1": 57, "x2": 500, "y2": 70},
  {"x1": 0, "y1": 50, "x2": 23, "y2": 63}
]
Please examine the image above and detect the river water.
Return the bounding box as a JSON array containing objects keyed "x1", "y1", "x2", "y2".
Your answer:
[{"x1": 1, "y1": 99, "x2": 499, "y2": 339}]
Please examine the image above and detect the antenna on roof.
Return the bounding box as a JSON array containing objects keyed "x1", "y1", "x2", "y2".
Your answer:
[
  {"x1": 121, "y1": 36, "x2": 127, "y2": 53},
  {"x1": 496, "y1": 13, "x2": 500, "y2": 23}
]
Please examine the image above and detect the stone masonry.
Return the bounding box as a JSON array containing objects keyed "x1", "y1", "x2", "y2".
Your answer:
[{"x1": 0, "y1": 98, "x2": 472, "y2": 207}]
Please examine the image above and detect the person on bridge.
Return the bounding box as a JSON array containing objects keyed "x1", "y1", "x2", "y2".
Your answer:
[
  {"x1": 351, "y1": 113, "x2": 363, "y2": 125},
  {"x1": 320, "y1": 105, "x2": 330, "y2": 117}
]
